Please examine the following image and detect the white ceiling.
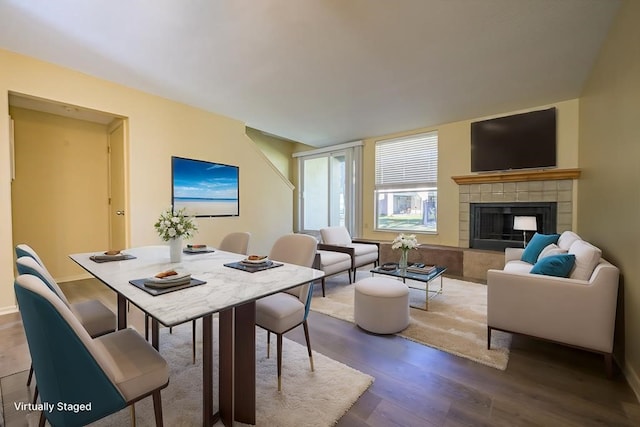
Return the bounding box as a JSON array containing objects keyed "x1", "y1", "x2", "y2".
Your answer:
[{"x1": 0, "y1": 0, "x2": 621, "y2": 147}]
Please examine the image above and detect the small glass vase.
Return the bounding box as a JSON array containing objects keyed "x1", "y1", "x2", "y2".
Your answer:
[
  {"x1": 169, "y1": 237, "x2": 183, "y2": 263},
  {"x1": 399, "y1": 249, "x2": 409, "y2": 270}
]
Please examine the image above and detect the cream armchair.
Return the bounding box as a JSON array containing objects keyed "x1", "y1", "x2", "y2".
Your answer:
[
  {"x1": 487, "y1": 244, "x2": 620, "y2": 377},
  {"x1": 319, "y1": 226, "x2": 379, "y2": 281}
]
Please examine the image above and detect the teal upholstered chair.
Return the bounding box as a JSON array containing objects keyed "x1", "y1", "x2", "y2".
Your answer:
[
  {"x1": 16, "y1": 256, "x2": 116, "y2": 338},
  {"x1": 255, "y1": 233, "x2": 317, "y2": 391},
  {"x1": 15, "y1": 247, "x2": 116, "y2": 403},
  {"x1": 15, "y1": 274, "x2": 169, "y2": 427}
]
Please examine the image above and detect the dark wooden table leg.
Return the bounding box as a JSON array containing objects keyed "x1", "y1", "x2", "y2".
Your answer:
[
  {"x1": 202, "y1": 314, "x2": 219, "y2": 427},
  {"x1": 117, "y1": 294, "x2": 127, "y2": 330},
  {"x1": 218, "y1": 310, "x2": 233, "y2": 426},
  {"x1": 151, "y1": 319, "x2": 160, "y2": 351},
  {"x1": 234, "y1": 302, "x2": 256, "y2": 424}
]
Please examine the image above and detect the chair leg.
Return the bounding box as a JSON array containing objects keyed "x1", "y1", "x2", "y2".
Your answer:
[
  {"x1": 348, "y1": 269, "x2": 353, "y2": 284},
  {"x1": 192, "y1": 319, "x2": 197, "y2": 364},
  {"x1": 27, "y1": 365, "x2": 34, "y2": 386},
  {"x1": 152, "y1": 390, "x2": 164, "y2": 427},
  {"x1": 39, "y1": 410, "x2": 46, "y2": 427},
  {"x1": 145, "y1": 314, "x2": 149, "y2": 341},
  {"x1": 32, "y1": 385, "x2": 39, "y2": 404},
  {"x1": 266, "y1": 330, "x2": 271, "y2": 358},
  {"x1": 321, "y1": 278, "x2": 326, "y2": 297},
  {"x1": 130, "y1": 404, "x2": 136, "y2": 427},
  {"x1": 487, "y1": 326, "x2": 492, "y2": 350},
  {"x1": 277, "y1": 333, "x2": 283, "y2": 391},
  {"x1": 303, "y1": 320, "x2": 314, "y2": 372}
]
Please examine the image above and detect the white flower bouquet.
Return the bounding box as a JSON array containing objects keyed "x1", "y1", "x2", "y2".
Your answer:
[
  {"x1": 391, "y1": 233, "x2": 418, "y2": 268},
  {"x1": 391, "y1": 233, "x2": 419, "y2": 251},
  {"x1": 154, "y1": 207, "x2": 198, "y2": 241}
]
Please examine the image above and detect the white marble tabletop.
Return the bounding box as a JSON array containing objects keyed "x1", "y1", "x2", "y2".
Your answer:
[{"x1": 70, "y1": 245, "x2": 325, "y2": 327}]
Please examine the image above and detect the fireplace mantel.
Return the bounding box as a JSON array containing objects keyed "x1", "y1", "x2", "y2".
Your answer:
[{"x1": 451, "y1": 168, "x2": 581, "y2": 185}]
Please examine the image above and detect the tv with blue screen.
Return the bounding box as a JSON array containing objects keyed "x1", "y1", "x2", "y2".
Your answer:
[{"x1": 171, "y1": 156, "x2": 239, "y2": 217}]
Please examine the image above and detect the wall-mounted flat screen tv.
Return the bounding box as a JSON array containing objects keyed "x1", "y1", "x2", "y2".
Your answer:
[
  {"x1": 471, "y1": 107, "x2": 557, "y2": 172},
  {"x1": 172, "y1": 156, "x2": 239, "y2": 217}
]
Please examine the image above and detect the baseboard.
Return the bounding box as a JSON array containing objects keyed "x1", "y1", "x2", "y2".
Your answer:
[
  {"x1": 623, "y1": 359, "x2": 640, "y2": 402},
  {"x1": 57, "y1": 272, "x2": 93, "y2": 283},
  {"x1": 0, "y1": 305, "x2": 18, "y2": 316}
]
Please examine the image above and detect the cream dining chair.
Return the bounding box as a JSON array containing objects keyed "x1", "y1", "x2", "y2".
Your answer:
[
  {"x1": 218, "y1": 231, "x2": 251, "y2": 254},
  {"x1": 255, "y1": 233, "x2": 317, "y2": 391}
]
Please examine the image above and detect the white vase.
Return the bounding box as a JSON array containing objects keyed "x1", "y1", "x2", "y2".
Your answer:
[{"x1": 169, "y1": 237, "x2": 183, "y2": 263}]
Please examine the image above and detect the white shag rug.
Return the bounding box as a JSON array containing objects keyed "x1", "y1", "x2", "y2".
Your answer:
[
  {"x1": 312, "y1": 275, "x2": 511, "y2": 370},
  {"x1": 23, "y1": 319, "x2": 373, "y2": 427}
]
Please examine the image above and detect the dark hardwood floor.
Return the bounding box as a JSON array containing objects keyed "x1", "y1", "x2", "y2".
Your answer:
[
  {"x1": 295, "y1": 276, "x2": 640, "y2": 427},
  {"x1": 1, "y1": 273, "x2": 639, "y2": 426}
]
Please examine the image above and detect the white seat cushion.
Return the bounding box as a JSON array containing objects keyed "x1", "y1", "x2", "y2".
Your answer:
[
  {"x1": 568, "y1": 239, "x2": 602, "y2": 281},
  {"x1": 351, "y1": 243, "x2": 379, "y2": 268},
  {"x1": 318, "y1": 250, "x2": 351, "y2": 275},
  {"x1": 255, "y1": 293, "x2": 305, "y2": 334},
  {"x1": 503, "y1": 260, "x2": 534, "y2": 274},
  {"x1": 351, "y1": 243, "x2": 378, "y2": 256}
]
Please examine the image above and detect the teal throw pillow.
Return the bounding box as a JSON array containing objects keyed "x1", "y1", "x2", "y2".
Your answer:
[
  {"x1": 530, "y1": 254, "x2": 576, "y2": 278},
  {"x1": 521, "y1": 233, "x2": 560, "y2": 264}
]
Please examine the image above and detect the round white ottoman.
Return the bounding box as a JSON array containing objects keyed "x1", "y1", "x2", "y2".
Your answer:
[{"x1": 354, "y1": 277, "x2": 409, "y2": 334}]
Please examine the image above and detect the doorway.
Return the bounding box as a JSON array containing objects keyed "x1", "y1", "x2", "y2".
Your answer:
[{"x1": 9, "y1": 93, "x2": 127, "y2": 281}]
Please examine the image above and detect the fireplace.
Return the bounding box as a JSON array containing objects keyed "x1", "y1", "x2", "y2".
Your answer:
[{"x1": 469, "y1": 202, "x2": 557, "y2": 251}]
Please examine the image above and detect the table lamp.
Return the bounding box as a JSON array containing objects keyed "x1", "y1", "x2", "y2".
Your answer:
[{"x1": 513, "y1": 216, "x2": 537, "y2": 248}]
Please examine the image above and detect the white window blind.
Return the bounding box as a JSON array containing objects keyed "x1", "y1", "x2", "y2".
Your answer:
[{"x1": 375, "y1": 131, "x2": 438, "y2": 189}]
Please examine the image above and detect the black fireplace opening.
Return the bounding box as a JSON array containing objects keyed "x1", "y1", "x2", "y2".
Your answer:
[{"x1": 469, "y1": 202, "x2": 557, "y2": 251}]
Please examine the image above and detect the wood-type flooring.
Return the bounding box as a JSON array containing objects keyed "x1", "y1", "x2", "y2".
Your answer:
[{"x1": 1, "y1": 274, "x2": 639, "y2": 426}]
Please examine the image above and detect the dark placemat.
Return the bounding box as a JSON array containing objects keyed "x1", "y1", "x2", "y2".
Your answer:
[
  {"x1": 224, "y1": 261, "x2": 283, "y2": 273},
  {"x1": 183, "y1": 248, "x2": 216, "y2": 255},
  {"x1": 90, "y1": 254, "x2": 137, "y2": 263},
  {"x1": 129, "y1": 278, "x2": 206, "y2": 296}
]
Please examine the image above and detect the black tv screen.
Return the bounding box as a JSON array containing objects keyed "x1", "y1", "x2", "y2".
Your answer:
[
  {"x1": 171, "y1": 156, "x2": 239, "y2": 217},
  {"x1": 471, "y1": 108, "x2": 557, "y2": 172}
]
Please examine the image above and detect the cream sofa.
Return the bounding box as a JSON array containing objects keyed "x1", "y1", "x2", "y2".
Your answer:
[{"x1": 487, "y1": 231, "x2": 620, "y2": 377}]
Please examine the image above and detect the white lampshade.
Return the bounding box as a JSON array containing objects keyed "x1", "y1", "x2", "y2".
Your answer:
[{"x1": 513, "y1": 216, "x2": 537, "y2": 231}]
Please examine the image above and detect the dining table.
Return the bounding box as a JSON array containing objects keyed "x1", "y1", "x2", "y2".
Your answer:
[{"x1": 70, "y1": 245, "x2": 324, "y2": 427}]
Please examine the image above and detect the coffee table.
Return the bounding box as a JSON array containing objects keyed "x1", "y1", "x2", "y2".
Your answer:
[{"x1": 370, "y1": 265, "x2": 447, "y2": 310}]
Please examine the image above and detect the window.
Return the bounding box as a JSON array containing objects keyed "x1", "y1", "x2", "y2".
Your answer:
[
  {"x1": 374, "y1": 131, "x2": 438, "y2": 233},
  {"x1": 295, "y1": 142, "x2": 362, "y2": 235}
]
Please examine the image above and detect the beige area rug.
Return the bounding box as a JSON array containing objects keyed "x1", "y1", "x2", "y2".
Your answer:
[
  {"x1": 20, "y1": 319, "x2": 372, "y2": 427},
  {"x1": 312, "y1": 275, "x2": 511, "y2": 370}
]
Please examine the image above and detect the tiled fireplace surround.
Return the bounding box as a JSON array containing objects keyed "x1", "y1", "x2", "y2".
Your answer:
[{"x1": 458, "y1": 179, "x2": 574, "y2": 248}]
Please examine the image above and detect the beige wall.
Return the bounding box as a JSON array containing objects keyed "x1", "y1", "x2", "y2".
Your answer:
[
  {"x1": 10, "y1": 107, "x2": 110, "y2": 281},
  {"x1": 0, "y1": 49, "x2": 295, "y2": 312},
  {"x1": 578, "y1": 0, "x2": 640, "y2": 394},
  {"x1": 245, "y1": 127, "x2": 298, "y2": 182},
  {"x1": 358, "y1": 99, "x2": 580, "y2": 245}
]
